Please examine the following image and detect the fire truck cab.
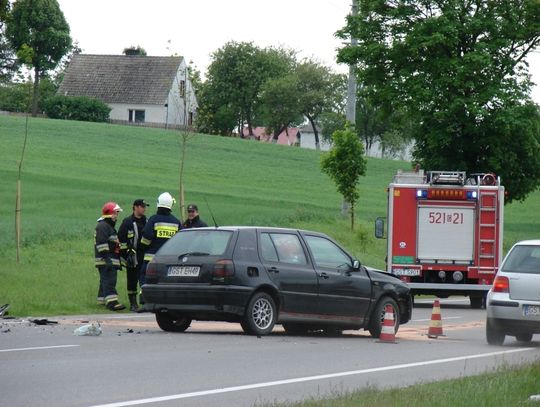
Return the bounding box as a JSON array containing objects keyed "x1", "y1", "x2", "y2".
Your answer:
[{"x1": 376, "y1": 170, "x2": 504, "y2": 308}]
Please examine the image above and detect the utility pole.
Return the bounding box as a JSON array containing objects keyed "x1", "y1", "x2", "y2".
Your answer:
[{"x1": 342, "y1": 0, "x2": 358, "y2": 216}]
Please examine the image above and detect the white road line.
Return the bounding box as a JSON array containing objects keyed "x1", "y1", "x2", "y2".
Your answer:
[
  {"x1": 89, "y1": 348, "x2": 535, "y2": 407},
  {"x1": 0, "y1": 344, "x2": 80, "y2": 353},
  {"x1": 412, "y1": 316, "x2": 463, "y2": 322}
]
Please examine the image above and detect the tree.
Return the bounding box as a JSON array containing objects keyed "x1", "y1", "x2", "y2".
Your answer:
[
  {"x1": 6, "y1": 0, "x2": 72, "y2": 116},
  {"x1": 0, "y1": 0, "x2": 18, "y2": 82},
  {"x1": 123, "y1": 45, "x2": 147, "y2": 56},
  {"x1": 338, "y1": 0, "x2": 540, "y2": 202},
  {"x1": 321, "y1": 126, "x2": 367, "y2": 230},
  {"x1": 197, "y1": 42, "x2": 295, "y2": 136},
  {"x1": 259, "y1": 75, "x2": 303, "y2": 142},
  {"x1": 296, "y1": 61, "x2": 346, "y2": 150}
]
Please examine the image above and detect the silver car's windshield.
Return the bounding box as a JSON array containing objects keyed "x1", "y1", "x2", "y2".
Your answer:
[{"x1": 502, "y1": 245, "x2": 540, "y2": 274}]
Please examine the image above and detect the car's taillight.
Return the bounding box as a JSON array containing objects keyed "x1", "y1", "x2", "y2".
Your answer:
[
  {"x1": 492, "y1": 276, "x2": 509, "y2": 293},
  {"x1": 146, "y1": 261, "x2": 157, "y2": 277},
  {"x1": 213, "y1": 260, "x2": 234, "y2": 279}
]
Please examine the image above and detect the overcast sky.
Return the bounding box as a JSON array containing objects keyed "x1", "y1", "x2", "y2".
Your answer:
[{"x1": 57, "y1": 0, "x2": 539, "y2": 103}]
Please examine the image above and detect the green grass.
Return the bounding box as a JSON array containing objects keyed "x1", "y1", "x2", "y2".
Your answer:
[
  {"x1": 264, "y1": 361, "x2": 540, "y2": 407},
  {"x1": 1, "y1": 115, "x2": 539, "y2": 316}
]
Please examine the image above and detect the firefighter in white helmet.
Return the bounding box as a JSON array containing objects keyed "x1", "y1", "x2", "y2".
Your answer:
[
  {"x1": 94, "y1": 202, "x2": 126, "y2": 311},
  {"x1": 139, "y1": 192, "x2": 182, "y2": 307}
]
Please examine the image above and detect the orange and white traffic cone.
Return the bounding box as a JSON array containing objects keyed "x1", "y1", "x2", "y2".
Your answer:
[
  {"x1": 427, "y1": 298, "x2": 444, "y2": 338},
  {"x1": 377, "y1": 304, "x2": 397, "y2": 343}
]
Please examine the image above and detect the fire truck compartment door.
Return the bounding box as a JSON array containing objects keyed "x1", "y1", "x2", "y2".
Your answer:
[{"x1": 417, "y1": 206, "x2": 474, "y2": 262}]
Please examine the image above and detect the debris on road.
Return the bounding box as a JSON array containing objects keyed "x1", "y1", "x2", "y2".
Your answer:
[
  {"x1": 30, "y1": 319, "x2": 58, "y2": 325},
  {"x1": 74, "y1": 322, "x2": 102, "y2": 336}
]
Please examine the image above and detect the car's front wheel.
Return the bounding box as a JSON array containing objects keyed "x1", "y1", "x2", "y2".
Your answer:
[
  {"x1": 516, "y1": 333, "x2": 533, "y2": 343},
  {"x1": 368, "y1": 296, "x2": 400, "y2": 338},
  {"x1": 155, "y1": 312, "x2": 192, "y2": 332},
  {"x1": 486, "y1": 319, "x2": 505, "y2": 345},
  {"x1": 242, "y1": 292, "x2": 276, "y2": 336}
]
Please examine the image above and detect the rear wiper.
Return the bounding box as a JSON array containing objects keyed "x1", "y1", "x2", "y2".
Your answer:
[{"x1": 178, "y1": 252, "x2": 210, "y2": 259}]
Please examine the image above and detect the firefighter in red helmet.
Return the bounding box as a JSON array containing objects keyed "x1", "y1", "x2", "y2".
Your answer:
[{"x1": 94, "y1": 202, "x2": 126, "y2": 311}]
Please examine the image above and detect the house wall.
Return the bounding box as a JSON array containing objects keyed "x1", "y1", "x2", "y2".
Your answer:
[
  {"x1": 299, "y1": 132, "x2": 332, "y2": 151},
  {"x1": 165, "y1": 60, "x2": 198, "y2": 127},
  {"x1": 109, "y1": 103, "x2": 165, "y2": 124}
]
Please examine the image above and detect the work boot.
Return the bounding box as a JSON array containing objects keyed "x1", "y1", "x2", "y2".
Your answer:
[
  {"x1": 128, "y1": 294, "x2": 139, "y2": 313},
  {"x1": 106, "y1": 300, "x2": 126, "y2": 311}
]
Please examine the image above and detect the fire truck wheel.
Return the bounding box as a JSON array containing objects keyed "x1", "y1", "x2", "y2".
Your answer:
[
  {"x1": 486, "y1": 319, "x2": 505, "y2": 345},
  {"x1": 368, "y1": 297, "x2": 400, "y2": 338},
  {"x1": 515, "y1": 333, "x2": 533, "y2": 343}
]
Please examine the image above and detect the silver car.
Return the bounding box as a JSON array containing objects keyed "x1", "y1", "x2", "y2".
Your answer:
[{"x1": 486, "y1": 240, "x2": 540, "y2": 345}]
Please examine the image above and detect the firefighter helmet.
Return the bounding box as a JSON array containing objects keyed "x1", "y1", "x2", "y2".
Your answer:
[
  {"x1": 157, "y1": 192, "x2": 175, "y2": 209},
  {"x1": 102, "y1": 202, "x2": 123, "y2": 217}
]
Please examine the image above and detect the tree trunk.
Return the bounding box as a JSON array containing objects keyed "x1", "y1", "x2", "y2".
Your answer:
[
  {"x1": 350, "y1": 200, "x2": 355, "y2": 230},
  {"x1": 307, "y1": 116, "x2": 320, "y2": 151},
  {"x1": 273, "y1": 124, "x2": 287, "y2": 143},
  {"x1": 32, "y1": 67, "x2": 40, "y2": 117}
]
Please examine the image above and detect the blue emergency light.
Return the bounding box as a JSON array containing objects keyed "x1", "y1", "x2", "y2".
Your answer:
[
  {"x1": 416, "y1": 189, "x2": 428, "y2": 199},
  {"x1": 466, "y1": 191, "x2": 478, "y2": 200}
]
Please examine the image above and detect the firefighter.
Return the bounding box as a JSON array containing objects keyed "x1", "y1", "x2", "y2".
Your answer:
[
  {"x1": 183, "y1": 203, "x2": 208, "y2": 228},
  {"x1": 118, "y1": 199, "x2": 149, "y2": 312},
  {"x1": 94, "y1": 202, "x2": 126, "y2": 311},
  {"x1": 139, "y1": 192, "x2": 182, "y2": 304}
]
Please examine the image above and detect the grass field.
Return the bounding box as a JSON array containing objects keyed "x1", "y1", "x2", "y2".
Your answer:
[
  {"x1": 1, "y1": 115, "x2": 540, "y2": 317},
  {"x1": 272, "y1": 361, "x2": 540, "y2": 407}
]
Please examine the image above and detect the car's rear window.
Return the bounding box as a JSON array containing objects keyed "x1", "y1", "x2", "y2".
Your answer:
[
  {"x1": 158, "y1": 230, "x2": 233, "y2": 256},
  {"x1": 502, "y1": 245, "x2": 540, "y2": 274}
]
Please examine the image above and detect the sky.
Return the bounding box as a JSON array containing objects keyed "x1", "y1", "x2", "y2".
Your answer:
[{"x1": 57, "y1": 0, "x2": 539, "y2": 103}]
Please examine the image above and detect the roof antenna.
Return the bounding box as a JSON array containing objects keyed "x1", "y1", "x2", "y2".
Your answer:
[{"x1": 203, "y1": 197, "x2": 219, "y2": 228}]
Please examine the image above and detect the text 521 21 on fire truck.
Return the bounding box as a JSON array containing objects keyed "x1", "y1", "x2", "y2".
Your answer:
[{"x1": 375, "y1": 170, "x2": 504, "y2": 309}]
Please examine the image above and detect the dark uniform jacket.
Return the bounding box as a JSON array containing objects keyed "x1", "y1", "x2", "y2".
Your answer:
[
  {"x1": 118, "y1": 214, "x2": 147, "y2": 268},
  {"x1": 140, "y1": 209, "x2": 182, "y2": 262},
  {"x1": 183, "y1": 215, "x2": 208, "y2": 229},
  {"x1": 94, "y1": 218, "x2": 121, "y2": 268}
]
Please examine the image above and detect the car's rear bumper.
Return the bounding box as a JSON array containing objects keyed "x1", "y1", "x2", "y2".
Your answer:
[
  {"x1": 142, "y1": 284, "x2": 253, "y2": 319},
  {"x1": 486, "y1": 292, "x2": 540, "y2": 334}
]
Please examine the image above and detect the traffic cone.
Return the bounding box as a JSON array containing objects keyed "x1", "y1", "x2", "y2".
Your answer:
[
  {"x1": 378, "y1": 304, "x2": 397, "y2": 343},
  {"x1": 427, "y1": 298, "x2": 444, "y2": 338}
]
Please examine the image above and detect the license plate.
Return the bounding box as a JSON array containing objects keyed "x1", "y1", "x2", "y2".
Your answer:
[
  {"x1": 167, "y1": 266, "x2": 200, "y2": 277},
  {"x1": 392, "y1": 268, "x2": 421, "y2": 276},
  {"x1": 523, "y1": 304, "x2": 540, "y2": 317}
]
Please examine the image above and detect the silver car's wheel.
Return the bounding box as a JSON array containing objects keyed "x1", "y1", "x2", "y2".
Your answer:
[
  {"x1": 516, "y1": 333, "x2": 533, "y2": 343},
  {"x1": 242, "y1": 292, "x2": 276, "y2": 336},
  {"x1": 486, "y1": 319, "x2": 505, "y2": 345}
]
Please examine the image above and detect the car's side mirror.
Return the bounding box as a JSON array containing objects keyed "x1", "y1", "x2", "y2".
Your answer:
[
  {"x1": 352, "y1": 260, "x2": 361, "y2": 270},
  {"x1": 375, "y1": 217, "x2": 386, "y2": 239}
]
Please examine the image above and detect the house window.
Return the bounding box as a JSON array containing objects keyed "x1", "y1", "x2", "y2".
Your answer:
[
  {"x1": 128, "y1": 109, "x2": 145, "y2": 123},
  {"x1": 179, "y1": 80, "x2": 185, "y2": 98}
]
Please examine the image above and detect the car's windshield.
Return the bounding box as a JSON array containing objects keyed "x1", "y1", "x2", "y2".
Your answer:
[
  {"x1": 158, "y1": 230, "x2": 233, "y2": 256},
  {"x1": 501, "y1": 245, "x2": 540, "y2": 274}
]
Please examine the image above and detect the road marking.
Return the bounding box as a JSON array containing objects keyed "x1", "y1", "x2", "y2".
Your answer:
[
  {"x1": 89, "y1": 348, "x2": 535, "y2": 407},
  {"x1": 0, "y1": 344, "x2": 80, "y2": 353}
]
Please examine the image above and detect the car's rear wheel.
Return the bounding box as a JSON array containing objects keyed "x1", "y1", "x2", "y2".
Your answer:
[
  {"x1": 486, "y1": 319, "x2": 505, "y2": 345},
  {"x1": 516, "y1": 333, "x2": 533, "y2": 343},
  {"x1": 282, "y1": 323, "x2": 309, "y2": 335},
  {"x1": 242, "y1": 292, "x2": 276, "y2": 336},
  {"x1": 155, "y1": 312, "x2": 192, "y2": 332},
  {"x1": 368, "y1": 297, "x2": 399, "y2": 339}
]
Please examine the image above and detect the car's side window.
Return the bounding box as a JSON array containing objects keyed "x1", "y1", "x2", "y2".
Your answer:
[
  {"x1": 304, "y1": 235, "x2": 351, "y2": 269},
  {"x1": 269, "y1": 233, "x2": 307, "y2": 265},
  {"x1": 260, "y1": 233, "x2": 279, "y2": 262}
]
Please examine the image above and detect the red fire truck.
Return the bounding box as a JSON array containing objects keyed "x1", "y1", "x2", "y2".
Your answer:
[{"x1": 375, "y1": 170, "x2": 505, "y2": 308}]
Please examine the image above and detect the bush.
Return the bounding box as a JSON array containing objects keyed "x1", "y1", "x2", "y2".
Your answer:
[{"x1": 43, "y1": 95, "x2": 111, "y2": 122}]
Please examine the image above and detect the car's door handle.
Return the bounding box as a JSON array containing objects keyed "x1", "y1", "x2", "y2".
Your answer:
[
  {"x1": 319, "y1": 272, "x2": 329, "y2": 279},
  {"x1": 269, "y1": 267, "x2": 279, "y2": 273}
]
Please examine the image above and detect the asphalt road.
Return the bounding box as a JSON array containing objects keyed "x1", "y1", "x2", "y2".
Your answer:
[{"x1": 1, "y1": 298, "x2": 539, "y2": 407}]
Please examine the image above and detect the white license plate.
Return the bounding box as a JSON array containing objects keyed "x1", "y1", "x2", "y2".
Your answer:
[
  {"x1": 167, "y1": 266, "x2": 200, "y2": 277},
  {"x1": 523, "y1": 305, "x2": 540, "y2": 317},
  {"x1": 392, "y1": 268, "x2": 421, "y2": 276}
]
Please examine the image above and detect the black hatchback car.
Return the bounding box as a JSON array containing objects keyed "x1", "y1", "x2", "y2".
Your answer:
[{"x1": 142, "y1": 227, "x2": 412, "y2": 337}]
